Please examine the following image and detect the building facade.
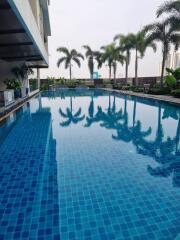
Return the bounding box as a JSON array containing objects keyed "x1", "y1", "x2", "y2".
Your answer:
[
  {"x1": 0, "y1": 0, "x2": 51, "y2": 94},
  {"x1": 165, "y1": 51, "x2": 180, "y2": 69}
]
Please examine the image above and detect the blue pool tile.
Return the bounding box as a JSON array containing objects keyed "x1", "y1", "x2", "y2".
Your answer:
[{"x1": 0, "y1": 90, "x2": 179, "y2": 239}]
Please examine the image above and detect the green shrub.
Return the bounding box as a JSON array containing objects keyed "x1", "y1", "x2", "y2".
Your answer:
[
  {"x1": 166, "y1": 67, "x2": 180, "y2": 82},
  {"x1": 171, "y1": 89, "x2": 180, "y2": 98},
  {"x1": 4, "y1": 78, "x2": 22, "y2": 90},
  {"x1": 132, "y1": 87, "x2": 144, "y2": 93},
  {"x1": 113, "y1": 84, "x2": 123, "y2": 90},
  {"x1": 40, "y1": 83, "x2": 49, "y2": 91},
  {"x1": 29, "y1": 78, "x2": 38, "y2": 91},
  {"x1": 165, "y1": 75, "x2": 177, "y2": 88},
  {"x1": 148, "y1": 87, "x2": 170, "y2": 95},
  {"x1": 121, "y1": 85, "x2": 131, "y2": 90}
]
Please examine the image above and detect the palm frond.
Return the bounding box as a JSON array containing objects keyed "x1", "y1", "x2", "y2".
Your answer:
[
  {"x1": 57, "y1": 57, "x2": 67, "y2": 68},
  {"x1": 65, "y1": 59, "x2": 70, "y2": 69},
  {"x1": 76, "y1": 53, "x2": 84, "y2": 60},
  {"x1": 74, "y1": 108, "x2": 82, "y2": 117},
  {"x1": 157, "y1": 0, "x2": 180, "y2": 17},
  {"x1": 71, "y1": 49, "x2": 78, "y2": 56},
  {"x1": 149, "y1": 42, "x2": 157, "y2": 53},
  {"x1": 57, "y1": 47, "x2": 69, "y2": 56},
  {"x1": 113, "y1": 34, "x2": 123, "y2": 42},
  {"x1": 82, "y1": 45, "x2": 92, "y2": 58},
  {"x1": 73, "y1": 57, "x2": 81, "y2": 68},
  {"x1": 166, "y1": 15, "x2": 180, "y2": 31},
  {"x1": 59, "y1": 108, "x2": 68, "y2": 118},
  {"x1": 170, "y1": 33, "x2": 180, "y2": 50}
]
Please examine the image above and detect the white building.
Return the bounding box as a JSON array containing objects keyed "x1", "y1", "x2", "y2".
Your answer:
[
  {"x1": 165, "y1": 51, "x2": 180, "y2": 69},
  {"x1": 173, "y1": 52, "x2": 180, "y2": 69},
  {"x1": 0, "y1": 0, "x2": 51, "y2": 94}
]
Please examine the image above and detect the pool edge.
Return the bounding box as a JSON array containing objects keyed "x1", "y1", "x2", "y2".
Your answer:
[
  {"x1": 102, "y1": 88, "x2": 180, "y2": 107},
  {"x1": 0, "y1": 89, "x2": 40, "y2": 123}
]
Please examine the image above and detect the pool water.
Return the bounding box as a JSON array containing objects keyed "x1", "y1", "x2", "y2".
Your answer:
[{"x1": 0, "y1": 89, "x2": 179, "y2": 240}]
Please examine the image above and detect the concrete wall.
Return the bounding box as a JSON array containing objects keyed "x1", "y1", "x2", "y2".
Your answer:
[{"x1": 28, "y1": 0, "x2": 44, "y2": 41}]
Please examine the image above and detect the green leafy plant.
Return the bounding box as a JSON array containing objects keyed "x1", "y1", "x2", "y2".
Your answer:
[
  {"x1": 40, "y1": 83, "x2": 49, "y2": 91},
  {"x1": 132, "y1": 87, "x2": 144, "y2": 93},
  {"x1": 29, "y1": 78, "x2": 38, "y2": 91},
  {"x1": 171, "y1": 89, "x2": 180, "y2": 98},
  {"x1": 148, "y1": 87, "x2": 170, "y2": 95},
  {"x1": 165, "y1": 75, "x2": 177, "y2": 88},
  {"x1": 47, "y1": 76, "x2": 56, "y2": 85},
  {"x1": 12, "y1": 65, "x2": 34, "y2": 81},
  {"x1": 121, "y1": 85, "x2": 131, "y2": 91},
  {"x1": 166, "y1": 67, "x2": 180, "y2": 82},
  {"x1": 4, "y1": 78, "x2": 22, "y2": 90}
]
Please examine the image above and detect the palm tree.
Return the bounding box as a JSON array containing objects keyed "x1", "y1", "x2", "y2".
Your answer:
[
  {"x1": 157, "y1": 0, "x2": 180, "y2": 30},
  {"x1": 114, "y1": 33, "x2": 135, "y2": 83},
  {"x1": 57, "y1": 47, "x2": 84, "y2": 80},
  {"x1": 101, "y1": 43, "x2": 125, "y2": 84},
  {"x1": 130, "y1": 30, "x2": 157, "y2": 86},
  {"x1": 144, "y1": 20, "x2": 180, "y2": 86},
  {"x1": 82, "y1": 45, "x2": 102, "y2": 80}
]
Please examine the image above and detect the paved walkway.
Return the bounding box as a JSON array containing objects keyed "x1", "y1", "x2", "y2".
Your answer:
[{"x1": 103, "y1": 88, "x2": 180, "y2": 106}]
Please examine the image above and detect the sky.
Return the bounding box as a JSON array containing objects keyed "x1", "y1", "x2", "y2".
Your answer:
[{"x1": 41, "y1": 0, "x2": 166, "y2": 79}]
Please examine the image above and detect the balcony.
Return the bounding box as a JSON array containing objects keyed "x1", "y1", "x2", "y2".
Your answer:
[{"x1": 0, "y1": 0, "x2": 49, "y2": 67}]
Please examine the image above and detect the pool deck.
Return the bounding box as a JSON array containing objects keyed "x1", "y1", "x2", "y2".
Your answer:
[
  {"x1": 103, "y1": 88, "x2": 180, "y2": 106},
  {"x1": 0, "y1": 89, "x2": 40, "y2": 123}
]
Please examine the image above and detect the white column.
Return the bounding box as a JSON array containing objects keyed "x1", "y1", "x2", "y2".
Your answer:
[{"x1": 37, "y1": 68, "x2": 40, "y2": 90}]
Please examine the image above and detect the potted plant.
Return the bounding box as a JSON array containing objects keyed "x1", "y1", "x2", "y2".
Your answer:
[
  {"x1": 11, "y1": 65, "x2": 34, "y2": 97},
  {"x1": 4, "y1": 79, "x2": 22, "y2": 98}
]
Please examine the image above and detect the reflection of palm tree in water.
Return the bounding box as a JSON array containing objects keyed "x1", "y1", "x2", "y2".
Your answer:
[
  {"x1": 137, "y1": 103, "x2": 180, "y2": 187},
  {"x1": 85, "y1": 96, "x2": 180, "y2": 187},
  {"x1": 59, "y1": 96, "x2": 85, "y2": 127},
  {"x1": 85, "y1": 95, "x2": 123, "y2": 128},
  {"x1": 100, "y1": 95, "x2": 123, "y2": 129},
  {"x1": 112, "y1": 96, "x2": 152, "y2": 143},
  {"x1": 85, "y1": 97, "x2": 95, "y2": 127}
]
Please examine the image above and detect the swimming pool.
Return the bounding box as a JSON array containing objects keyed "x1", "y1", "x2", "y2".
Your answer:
[{"x1": 0, "y1": 89, "x2": 179, "y2": 240}]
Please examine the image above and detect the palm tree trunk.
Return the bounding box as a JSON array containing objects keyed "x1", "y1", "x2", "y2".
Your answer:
[
  {"x1": 109, "y1": 66, "x2": 112, "y2": 80},
  {"x1": 125, "y1": 51, "x2": 129, "y2": 84},
  {"x1": 108, "y1": 94, "x2": 111, "y2": 112},
  {"x1": 157, "y1": 104, "x2": 162, "y2": 137},
  {"x1": 124, "y1": 97, "x2": 128, "y2": 125},
  {"x1": 133, "y1": 100, "x2": 137, "y2": 127},
  {"x1": 125, "y1": 60, "x2": 128, "y2": 84},
  {"x1": 69, "y1": 63, "x2": 72, "y2": 80},
  {"x1": 161, "y1": 50, "x2": 166, "y2": 87},
  {"x1": 70, "y1": 96, "x2": 72, "y2": 113},
  {"x1": 113, "y1": 64, "x2": 116, "y2": 85},
  {"x1": 135, "y1": 48, "x2": 138, "y2": 86},
  {"x1": 92, "y1": 59, "x2": 94, "y2": 81},
  {"x1": 91, "y1": 71, "x2": 93, "y2": 81}
]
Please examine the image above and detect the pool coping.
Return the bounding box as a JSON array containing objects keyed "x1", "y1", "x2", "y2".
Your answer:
[
  {"x1": 0, "y1": 89, "x2": 40, "y2": 123},
  {"x1": 102, "y1": 88, "x2": 180, "y2": 107}
]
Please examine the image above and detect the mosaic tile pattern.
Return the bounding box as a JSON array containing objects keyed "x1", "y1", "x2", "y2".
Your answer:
[
  {"x1": 0, "y1": 90, "x2": 180, "y2": 240},
  {"x1": 0, "y1": 108, "x2": 60, "y2": 240}
]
